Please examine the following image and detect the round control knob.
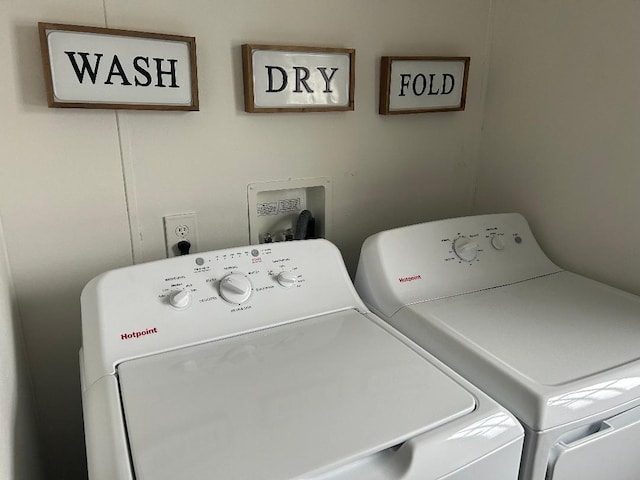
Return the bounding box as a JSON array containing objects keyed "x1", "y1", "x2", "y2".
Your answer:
[
  {"x1": 453, "y1": 236, "x2": 479, "y2": 262},
  {"x1": 169, "y1": 289, "x2": 192, "y2": 309},
  {"x1": 219, "y1": 273, "x2": 253, "y2": 304},
  {"x1": 490, "y1": 235, "x2": 506, "y2": 251},
  {"x1": 277, "y1": 271, "x2": 298, "y2": 288}
]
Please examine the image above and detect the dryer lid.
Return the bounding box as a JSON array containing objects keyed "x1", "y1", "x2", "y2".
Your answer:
[
  {"x1": 117, "y1": 309, "x2": 476, "y2": 480},
  {"x1": 409, "y1": 271, "x2": 640, "y2": 429}
]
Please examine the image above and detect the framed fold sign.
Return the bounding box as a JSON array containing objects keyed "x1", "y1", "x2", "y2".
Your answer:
[
  {"x1": 379, "y1": 56, "x2": 470, "y2": 115},
  {"x1": 38, "y1": 22, "x2": 199, "y2": 110},
  {"x1": 242, "y1": 44, "x2": 355, "y2": 113}
]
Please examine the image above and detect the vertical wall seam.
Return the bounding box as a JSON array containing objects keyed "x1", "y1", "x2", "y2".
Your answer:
[
  {"x1": 472, "y1": 0, "x2": 497, "y2": 214},
  {"x1": 102, "y1": 1, "x2": 108, "y2": 27},
  {"x1": 114, "y1": 113, "x2": 143, "y2": 264},
  {"x1": 103, "y1": 0, "x2": 142, "y2": 264}
]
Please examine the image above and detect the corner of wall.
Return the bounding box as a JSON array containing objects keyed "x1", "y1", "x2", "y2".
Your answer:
[{"x1": 0, "y1": 218, "x2": 44, "y2": 480}]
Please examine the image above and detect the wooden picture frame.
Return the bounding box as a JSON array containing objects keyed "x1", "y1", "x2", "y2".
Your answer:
[
  {"x1": 242, "y1": 44, "x2": 355, "y2": 113},
  {"x1": 38, "y1": 22, "x2": 199, "y2": 110},
  {"x1": 379, "y1": 56, "x2": 470, "y2": 115}
]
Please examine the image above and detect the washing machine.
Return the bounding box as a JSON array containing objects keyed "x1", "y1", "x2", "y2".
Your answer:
[
  {"x1": 79, "y1": 238, "x2": 523, "y2": 480},
  {"x1": 355, "y1": 213, "x2": 640, "y2": 480}
]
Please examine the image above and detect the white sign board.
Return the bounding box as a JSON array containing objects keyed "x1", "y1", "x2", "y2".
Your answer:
[
  {"x1": 38, "y1": 23, "x2": 199, "y2": 110},
  {"x1": 242, "y1": 45, "x2": 355, "y2": 113},
  {"x1": 380, "y1": 57, "x2": 470, "y2": 115}
]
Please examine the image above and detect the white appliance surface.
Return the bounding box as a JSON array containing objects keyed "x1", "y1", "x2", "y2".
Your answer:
[
  {"x1": 408, "y1": 271, "x2": 640, "y2": 430},
  {"x1": 355, "y1": 213, "x2": 640, "y2": 480},
  {"x1": 354, "y1": 212, "x2": 561, "y2": 319},
  {"x1": 422, "y1": 272, "x2": 640, "y2": 386},
  {"x1": 118, "y1": 309, "x2": 475, "y2": 480},
  {"x1": 80, "y1": 238, "x2": 524, "y2": 480}
]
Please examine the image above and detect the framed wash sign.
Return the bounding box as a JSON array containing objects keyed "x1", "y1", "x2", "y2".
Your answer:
[
  {"x1": 38, "y1": 22, "x2": 199, "y2": 110},
  {"x1": 379, "y1": 56, "x2": 470, "y2": 115},
  {"x1": 242, "y1": 44, "x2": 355, "y2": 113}
]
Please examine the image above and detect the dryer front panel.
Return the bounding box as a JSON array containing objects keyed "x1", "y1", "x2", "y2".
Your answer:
[{"x1": 547, "y1": 405, "x2": 640, "y2": 480}]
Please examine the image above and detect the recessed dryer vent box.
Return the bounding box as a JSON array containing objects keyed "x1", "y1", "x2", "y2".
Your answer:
[{"x1": 248, "y1": 177, "x2": 332, "y2": 244}]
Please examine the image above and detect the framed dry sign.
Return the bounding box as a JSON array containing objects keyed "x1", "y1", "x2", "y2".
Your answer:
[
  {"x1": 38, "y1": 22, "x2": 199, "y2": 110},
  {"x1": 379, "y1": 56, "x2": 470, "y2": 115},
  {"x1": 242, "y1": 44, "x2": 355, "y2": 113}
]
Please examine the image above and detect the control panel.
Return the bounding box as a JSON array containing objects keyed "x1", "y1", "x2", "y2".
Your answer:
[
  {"x1": 81, "y1": 239, "x2": 365, "y2": 386},
  {"x1": 156, "y1": 246, "x2": 306, "y2": 311},
  {"x1": 445, "y1": 226, "x2": 525, "y2": 265},
  {"x1": 355, "y1": 213, "x2": 562, "y2": 318}
]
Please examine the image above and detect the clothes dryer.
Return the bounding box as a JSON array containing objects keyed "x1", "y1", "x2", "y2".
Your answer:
[
  {"x1": 80, "y1": 239, "x2": 523, "y2": 480},
  {"x1": 356, "y1": 213, "x2": 640, "y2": 480}
]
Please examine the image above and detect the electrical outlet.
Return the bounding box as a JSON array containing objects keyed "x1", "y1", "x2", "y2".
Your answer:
[{"x1": 163, "y1": 213, "x2": 199, "y2": 257}]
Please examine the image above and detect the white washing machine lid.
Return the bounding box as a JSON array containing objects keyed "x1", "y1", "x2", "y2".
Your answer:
[
  {"x1": 405, "y1": 271, "x2": 640, "y2": 430},
  {"x1": 117, "y1": 309, "x2": 476, "y2": 480}
]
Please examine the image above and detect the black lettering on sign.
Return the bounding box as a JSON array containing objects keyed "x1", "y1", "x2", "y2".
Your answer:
[
  {"x1": 414, "y1": 74, "x2": 427, "y2": 95},
  {"x1": 154, "y1": 58, "x2": 179, "y2": 88},
  {"x1": 104, "y1": 55, "x2": 132, "y2": 86},
  {"x1": 64, "y1": 51, "x2": 103, "y2": 84},
  {"x1": 133, "y1": 56, "x2": 152, "y2": 87},
  {"x1": 264, "y1": 66, "x2": 340, "y2": 94},
  {"x1": 318, "y1": 67, "x2": 338, "y2": 93},
  {"x1": 399, "y1": 74, "x2": 411, "y2": 96},
  {"x1": 293, "y1": 66, "x2": 313, "y2": 93},
  {"x1": 442, "y1": 74, "x2": 455, "y2": 94},
  {"x1": 265, "y1": 66, "x2": 287, "y2": 92},
  {"x1": 64, "y1": 52, "x2": 180, "y2": 88},
  {"x1": 427, "y1": 74, "x2": 439, "y2": 95},
  {"x1": 398, "y1": 73, "x2": 456, "y2": 97}
]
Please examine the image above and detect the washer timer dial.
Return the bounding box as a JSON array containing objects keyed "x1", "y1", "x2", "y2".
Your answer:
[
  {"x1": 453, "y1": 237, "x2": 479, "y2": 262},
  {"x1": 219, "y1": 273, "x2": 253, "y2": 304}
]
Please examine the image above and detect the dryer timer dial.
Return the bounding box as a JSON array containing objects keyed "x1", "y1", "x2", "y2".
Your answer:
[{"x1": 453, "y1": 237, "x2": 479, "y2": 262}]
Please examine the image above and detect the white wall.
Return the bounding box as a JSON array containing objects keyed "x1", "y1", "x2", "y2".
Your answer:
[
  {"x1": 109, "y1": 0, "x2": 492, "y2": 272},
  {"x1": 476, "y1": 0, "x2": 640, "y2": 294},
  {"x1": 1, "y1": 0, "x2": 493, "y2": 478},
  {"x1": 0, "y1": 218, "x2": 43, "y2": 480},
  {"x1": 1, "y1": 2, "x2": 138, "y2": 479}
]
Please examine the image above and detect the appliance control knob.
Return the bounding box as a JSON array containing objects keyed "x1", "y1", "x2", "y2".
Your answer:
[
  {"x1": 491, "y1": 235, "x2": 506, "y2": 251},
  {"x1": 277, "y1": 271, "x2": 298, "y2": 288},
  {"x1": 453, "y1": 236, "x2": 479, "y2": 262},
  {"x1": 169, "y1": 289, "x2": 192, "y2": 309},
  {"x1": 219, "y1": 273, "x2": 252, "y2": 304}
]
